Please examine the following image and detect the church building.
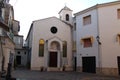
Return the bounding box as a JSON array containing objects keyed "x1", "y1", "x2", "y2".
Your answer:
[{"x1": 26, "y1": 6, "x2": 75, "y2": 71}]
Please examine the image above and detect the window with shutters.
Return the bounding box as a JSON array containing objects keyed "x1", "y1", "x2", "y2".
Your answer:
[
  {"x1": 83, "y1": 38, "x2": 92, "y2": 48},
  {"x1": 117, "y1": 9, "x2": 120, "y2": 19},
  {"x1": 83, "y1": 15, "x2": 91, "y2": 25}
]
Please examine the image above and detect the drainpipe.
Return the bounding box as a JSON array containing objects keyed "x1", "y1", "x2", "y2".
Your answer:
[{"x1": 96, "y1": 7, "x2": 102, "y2": 74}]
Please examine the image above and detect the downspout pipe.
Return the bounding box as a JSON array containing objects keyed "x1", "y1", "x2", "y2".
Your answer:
[{"x1": 96, "y1": 7, "x2": 102, "y2": 74}]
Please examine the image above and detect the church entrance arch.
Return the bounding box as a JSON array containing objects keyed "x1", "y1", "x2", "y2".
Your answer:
[{"x1": 49, "y1": 41, "x2": 60, "y2": 67}]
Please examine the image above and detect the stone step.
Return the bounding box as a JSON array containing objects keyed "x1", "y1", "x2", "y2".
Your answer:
[{"x1": 47, "y1": 67, "x2": 62, "y2": 71}]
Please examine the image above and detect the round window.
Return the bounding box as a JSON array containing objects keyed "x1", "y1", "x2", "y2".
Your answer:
[{"x1": 51, "y1": 26, "x2": 57, "y2": 34}]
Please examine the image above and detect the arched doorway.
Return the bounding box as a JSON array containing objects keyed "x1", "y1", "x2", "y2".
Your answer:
[{"x1": 49, "y1": 41, "x2": 60, "y2": 67}]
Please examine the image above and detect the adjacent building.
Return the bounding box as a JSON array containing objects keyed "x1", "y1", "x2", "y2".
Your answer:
[
  {"x1": 0, "y1": 0, "x2": 15, "y2": 71},
  {"x1": 0, "y1": 0, "x2": 20, "y2": 78},
  {"x1": 12, "y1": 19, "x2": 29, "y2": 68},
  {"x1": 75, "y1": 1, "x2": 120, "y2": 76},
  {"x1": 14, "y1": 34, "x2": 29, "y2": 68}
]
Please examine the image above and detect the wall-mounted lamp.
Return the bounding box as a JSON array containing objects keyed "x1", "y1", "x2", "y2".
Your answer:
[{"x1": 96, "y1": 36, "x2": 101, "y2": 45}]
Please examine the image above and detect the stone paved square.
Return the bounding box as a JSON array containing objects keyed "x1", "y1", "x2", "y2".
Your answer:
[{"x1": 8, "y1": 69, "x2": 120, "y2": 80}]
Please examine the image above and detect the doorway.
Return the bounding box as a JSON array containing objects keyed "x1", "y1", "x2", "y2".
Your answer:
[
  {"x1": 49, "y1": 52, "x2": 57, "y2": 67},
  {"x1": 117, "y1": 56, "x2": 120, "y2": 75},
  {"x1": 16, "y1": 56, "x2": 21, "y2": 65},
  {"x1": 74, "y1": 57, "x2": 77, "y2": 71},
  {"x1": 82, "y1": 56, "x2": 96, "y2": 73}
]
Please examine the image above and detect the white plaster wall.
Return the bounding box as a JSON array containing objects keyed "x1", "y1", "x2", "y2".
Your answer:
[
  {"x1": 26, "y1": 26, "x2": 33, "y2": 48},
  {"x1": 29, "y1": 27, "x2": 33, "y2": 48},
  {"x1": 98, "y1": 4, "x2": 120, "y2": 68},
  {"x1": 76, "y1": 9, "x2": 99, "y2": 67},
  {"x1": 31, "y1": 17, "x2": 72, "y2": 69}
]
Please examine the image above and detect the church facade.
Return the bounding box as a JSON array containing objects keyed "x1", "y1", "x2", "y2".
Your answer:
[
  {"x1": 26, "y1": 6, "x2": 74, "y2": 71},
  {"x1": 26, "y1": 1, "x2": 120, "y2": 76}
]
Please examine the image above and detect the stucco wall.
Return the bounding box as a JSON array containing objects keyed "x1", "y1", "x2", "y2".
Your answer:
[
  {"x1": 3, "y1": 38, "x2": 15, "y2": 70},
  {"x1": 31, "y1": 17, "x2": 72, "y2": 70},
  {"x1": 76, "y1": 9, "x2": 99, "y2": 67},
  {"x1": 98, "y1": 4, "x2": 120, "y2": 68}
]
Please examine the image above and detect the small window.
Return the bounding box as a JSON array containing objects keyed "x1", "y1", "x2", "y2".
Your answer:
[
  {"x1": 18, "y1": 51, "x2": 20, "y2": 54},
  {"x1": 39, "y1": 39, "x2": 44, "y2": 57},
  {"x1": 74, "y1": 23, "x2": 76, "y2": 31},
  {"x1": 83, "y1": 38, "x2": 92, "y2": 48},
  {"x1": 50, "y1": 26, "x2": 57, "y2": 34},
  {"x1": 117, "y1": 9, "x2": 120, "y2": 19},
  {"x1": 83, "y1": 15, "x2": 91, "y2": 25},
  {"x1": 24, "y1": 52, "x2": 26, "y2": 55},
  {"x1": 63, "y1": 41, "x2": 67, "y2": 57},
  {"x1": 66, "y1": 14, "x2": 69, "y2": 21},
  {"x1": 116, "y1": 34, "x2": 120, "y2": 43}
]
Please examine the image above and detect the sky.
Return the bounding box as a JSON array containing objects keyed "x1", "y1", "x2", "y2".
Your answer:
[{"x1": 9, "y1": 0, "x2": 117, "y2": 39}]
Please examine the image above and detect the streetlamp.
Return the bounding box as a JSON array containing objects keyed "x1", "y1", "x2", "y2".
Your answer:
[{"x1": 96, "y1": 36, "x2": 101, "y2": 45}]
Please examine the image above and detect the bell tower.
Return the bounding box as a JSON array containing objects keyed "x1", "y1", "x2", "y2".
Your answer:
[{"x1": 58, "y1": 6, "x2": 73, "y2": 25}]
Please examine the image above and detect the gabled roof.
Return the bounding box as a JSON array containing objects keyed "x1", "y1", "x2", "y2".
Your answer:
[
  {"x1": 26, "y1": 16, "x2": 73, "y2": 41},
  {"x1": 74, "y1": 1, "x2": 120, "y2": 16},
  {"x1": 33, "y1": 16, "x2": 57, "y2": 22},
  {"x1": 58, "y1": 6, "x2": 73, "y2": 14},
  {"x1": 33, "y1": 16, "x2": 73, "y2": 27}
]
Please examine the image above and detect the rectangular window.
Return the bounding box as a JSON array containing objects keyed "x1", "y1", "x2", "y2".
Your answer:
[
  {"x1": 83, "y1": 15, "x2": 91, "y2": 25},
  {"x1": 117, "y1": 9, "x2": 120, "y2": 19},
  {"x1": 63, "y1": 41, "x2": 67, "y2": 57},
  {"x1": 117, "y1": 34, "x2": 120, "y2": 44},
  {"x1": 83, "y1": 38, "x2": 92, "y2": 48},
  {"x1": 18, "y1": 38, "x2": 21, "y2": 44}
]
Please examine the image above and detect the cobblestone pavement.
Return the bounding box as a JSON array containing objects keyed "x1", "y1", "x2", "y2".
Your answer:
[{"x1": 7, "y1": 69, "x2": 120, "y2": 80}]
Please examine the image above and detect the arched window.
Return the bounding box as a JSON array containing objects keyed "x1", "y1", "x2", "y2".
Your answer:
[
  {"x1": 63, "y1": 41, "x2": 67, "y2": 57},
  {"x1": 66, "y1": 14, "x2": 69, "y2": 21},
  {"x1": 39, "y1": 39, "x2": 44, "y2": 57}
]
